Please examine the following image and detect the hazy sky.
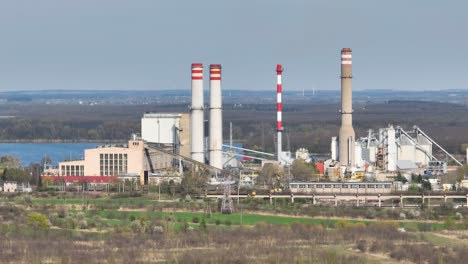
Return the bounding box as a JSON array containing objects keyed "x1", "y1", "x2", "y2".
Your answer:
[{"x1": 0, "y1": 0, "x2": 466, "y2": 91}]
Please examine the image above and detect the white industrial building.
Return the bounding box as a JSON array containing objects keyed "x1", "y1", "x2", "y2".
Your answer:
[
  {"x1": 332, "y1": 125, "x2": 458, "y2": 174},
  {"x1": 141, "y1": 112, "x2": 191, "y2": 158}
]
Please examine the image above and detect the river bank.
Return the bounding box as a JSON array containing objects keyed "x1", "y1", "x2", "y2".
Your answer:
[{"x1": 0, "y1": 139, "x2": 123, "y2": 143}]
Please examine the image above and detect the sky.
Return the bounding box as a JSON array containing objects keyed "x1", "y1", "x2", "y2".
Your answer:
[{"x1": 0, "y1": 0, "x2": 467, "y2": 91}]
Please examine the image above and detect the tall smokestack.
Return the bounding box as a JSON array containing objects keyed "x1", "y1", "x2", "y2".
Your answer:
[
  {"x1": 339, "y1": 48, "x2": 356, "y2": 167},
  {"x1": 276, "y1": 64, "x2": 283, "y2": 163},
  {"x1": 191, "y1": 63, "x2": 205, "y2": 163},
  {"x1": 209, "y1": 64, "x2": 223, "y2": 169}
]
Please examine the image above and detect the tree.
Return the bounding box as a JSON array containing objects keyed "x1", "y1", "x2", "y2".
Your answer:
[
  {"x1": 180, "y1": 167, "x2": 210, "y2": 196},
  {"x1": 291, "y1": 159, "x2": 318, "y2": 182},
  {"x1": 422, "y1": 179, "x2": 432, "y2": 191},
  {"x1": 457, "y1": 165, "x2": 468, "y2": 182},
  {"x1": 0, "y1": 155, "x2": 21, "y2": 169},
  {"x1": 395, "y1": 171, "x2": 408, "y2": 183},
  {"x1": 4, "y1": 168, "x2": 31, "y2": 183},
  {"x1": 256, "y1": 163, "x2": 284, "y2": 187}
]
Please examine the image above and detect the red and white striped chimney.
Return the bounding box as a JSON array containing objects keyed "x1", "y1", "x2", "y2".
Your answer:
[
  {"x1": 191, "y1": 63, "x2": 205, "y2": 163},
  {"x1": 209, "y1": 64, "x2": 223, "y2": 169},
  {"x1": 276, "y1": 64, "x2": 283, "y2": 163}
]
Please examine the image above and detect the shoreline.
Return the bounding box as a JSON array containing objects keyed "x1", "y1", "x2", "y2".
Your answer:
[{"x1": 0, "y1": 139, "x2": 124, "y2": 143}]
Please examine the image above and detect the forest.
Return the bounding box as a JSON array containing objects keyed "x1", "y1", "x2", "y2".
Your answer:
[{"x1": 1, "y1": 100, "x2": 468, "y2": 154}]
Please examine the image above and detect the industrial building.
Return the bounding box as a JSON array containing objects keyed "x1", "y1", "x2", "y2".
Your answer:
[
  {"x1": 46, "y1": 63, "x2": 227, "y2": 185},
  {"x1": 329, "y1": 48, "x2": 461, "y2": 181},
  {"x1": 141, "y1": 112, "x2": 191, "y2": 157},
  {"x1": 56, "y1": 136, "x2": 178, "y2": 185}
]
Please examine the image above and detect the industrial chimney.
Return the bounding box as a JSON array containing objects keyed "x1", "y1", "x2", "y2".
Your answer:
[
  {"x1": 191, "y1": 63, "x2": 205, "y2": 163},
  {"x1": 338, "y1": 48, "x2": 355, "y2": 167},
  {"x1": 276, "y1": 64, "x2": 283, "y2": 163},
  {"x1": 209, "y1": 64, "x2": 223, "y2": 169}
]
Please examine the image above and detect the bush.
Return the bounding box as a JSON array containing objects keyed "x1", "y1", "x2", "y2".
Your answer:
[
  {"x1": 200, "y1": 218, "x2": 207, "y2": 230},
  {"x1": 215, "y1": 219, "x2": 221, "y2": 225},
  {"x1": 224, "y1": 220, "x2": 232, "y2": 226},
  {"x1": 356, "y1": 240, "x2": 367, "y2": 252},
  {"x1": 26, "y1": 213, "x2": 50, "y2": 230},
  {"x1": 417, "y1": 222, "x2": 432, "y2": 232},
  {"x1": 57, "y1": 207, "x2": 69, "y2": 218},
  {"x1": 192, "y1": 216, "x2": 199, "y2": 223},
  {"x1": 77, "y1": 220, "x2": 88, "y2": 229}
]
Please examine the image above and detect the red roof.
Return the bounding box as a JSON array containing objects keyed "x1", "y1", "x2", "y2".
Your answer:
[{"x1": 41, "y1": 175, "x2": 120, "y2": 183}]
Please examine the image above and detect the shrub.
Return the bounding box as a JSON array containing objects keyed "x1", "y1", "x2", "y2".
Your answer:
[
  {"x1": 77, "y1": 220, "x2": 88, "y2": 229},
  {"x1": 417, "y1": 222, "x2": 432, "y2": 232},
  {"x1": 26, "y1": 213, "x2": 50, "y2": 230},
  {"x1": 356, "y1": 240, "x2": 367, "y2": 252},
  {"x1": 365, "y1": 209, "x2": 376, "y2": 219},
  {"x1": 200, "y1": 218, "x2": 207, "y2": 230},
  {"x1": 192, "y1": 217, "x2": 199, "y2": 223},
  {"x1": 215, "y1": 219, "x2": 221, "y2": 225},
  {"x1": 57, "y1": 207, "x2": 69, "y2": 218},
  {"x1": 224, "y1": 220, "x2": 232, "y2": 226}
]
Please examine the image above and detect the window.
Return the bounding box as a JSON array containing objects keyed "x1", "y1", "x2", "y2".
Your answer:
[
  {"x1": 359, "y1": 185, "x2": 365, "y2": 188},
  {"x1": 316, "y1": 185, "x2": 323, "y2": 188},
  {"x1": 299, "y1": 185, "x2": 306, "y2": 188},
  {"x1": 384, "y1": 185, "x2": 391, "y2": 189},
  {"x1": 324, "y1": 185, "x2": 331, "y2": 188},
  {"x1": 367, "y1": 185, "x2": 375, "y2": 188},
  {"x1": 342, "y1": 185, "x2": 348, "y2": 188}
]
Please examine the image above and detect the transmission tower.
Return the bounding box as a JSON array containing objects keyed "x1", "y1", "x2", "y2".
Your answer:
[{"x1": 221, "y1": 176, "x2": 234, "y2": 214}]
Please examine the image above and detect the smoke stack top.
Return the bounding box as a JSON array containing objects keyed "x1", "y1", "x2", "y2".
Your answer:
[
  {"x1": 276, "y1": 64, "x2": 283, "y2": 73},
  {"x1": 341, "y1": 48, "x2": 352, "y2": 65},
  {"x1": 210, "y1": 64, "x2": 221, "y2": 80},
  {"x1": 191, "y1": 63, "x2": 203, "y2": 80}
]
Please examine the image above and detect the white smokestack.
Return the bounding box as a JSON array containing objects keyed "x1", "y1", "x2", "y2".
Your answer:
[
  {"x1": 191, "y1": 63, "x2": 205, "y2": 163},
  {"x1": 209, "y1": 64, "x2": 223, "y2": 169}
]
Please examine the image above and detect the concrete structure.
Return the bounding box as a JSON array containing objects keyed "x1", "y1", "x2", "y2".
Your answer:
[
  {"x1": 338, "y1": 48, "x2": 355, "y2": 167},
  {"x1": 209, "y1": 64, "x2": 223, "y2": 169},
  {"x1": 191, "y1": 63, "x2": 205, "y2": 163},
  {"x1": 356, "y1": 125, "x2": 436, "y2": 171},
  {"x1": 331, "y1": 137, "x2": 338, "y2": 161},
  {"x1": 141, "y1": 112, "x2": 190, "y2": 157},
  {"x1": 57, "y1": 138, "x2": 174, "y2": 184},
  {"x1": 276, "y1": 64, "x2": 284, "y2": 163},
  {"x1": 3, "y1": 181, "x2": 17, "y2": 192}
]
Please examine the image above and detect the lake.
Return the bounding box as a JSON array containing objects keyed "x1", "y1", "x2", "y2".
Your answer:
[{"x1": 0, "y1": 143, "x2": 107, "y2": 166}]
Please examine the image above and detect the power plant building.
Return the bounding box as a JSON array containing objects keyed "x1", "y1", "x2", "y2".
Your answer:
[
  {"x1": 355, "y1": 125, "x2": 434, "y2": 171},
  {"x1": 56, "y1": 138, "x2": 176, "y2": 185},
  {"x1": 141, "y1": 112, "x2": 191, "y2": 158}
]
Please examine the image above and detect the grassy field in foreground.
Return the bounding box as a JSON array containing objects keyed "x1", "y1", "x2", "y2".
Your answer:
[{"x1": 75, "y1": 209, "x2": 449, "y2": 231}]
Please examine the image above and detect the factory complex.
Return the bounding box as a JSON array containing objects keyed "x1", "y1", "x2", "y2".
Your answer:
[{"x1": 39, "y1": 49, "x2": 468, "y2": 193}]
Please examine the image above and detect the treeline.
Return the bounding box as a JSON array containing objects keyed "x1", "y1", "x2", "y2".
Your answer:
[
  {"x1": 0, "y1": 119, "x2": 139, "y2": 141},
  {"x1": 1, "y1": 102, "x2": 468, "y2": 154}
]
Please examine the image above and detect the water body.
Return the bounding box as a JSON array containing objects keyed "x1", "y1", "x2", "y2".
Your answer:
[{"x1": 0, "y1": 143, "x2": 105, "y2": 166}]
